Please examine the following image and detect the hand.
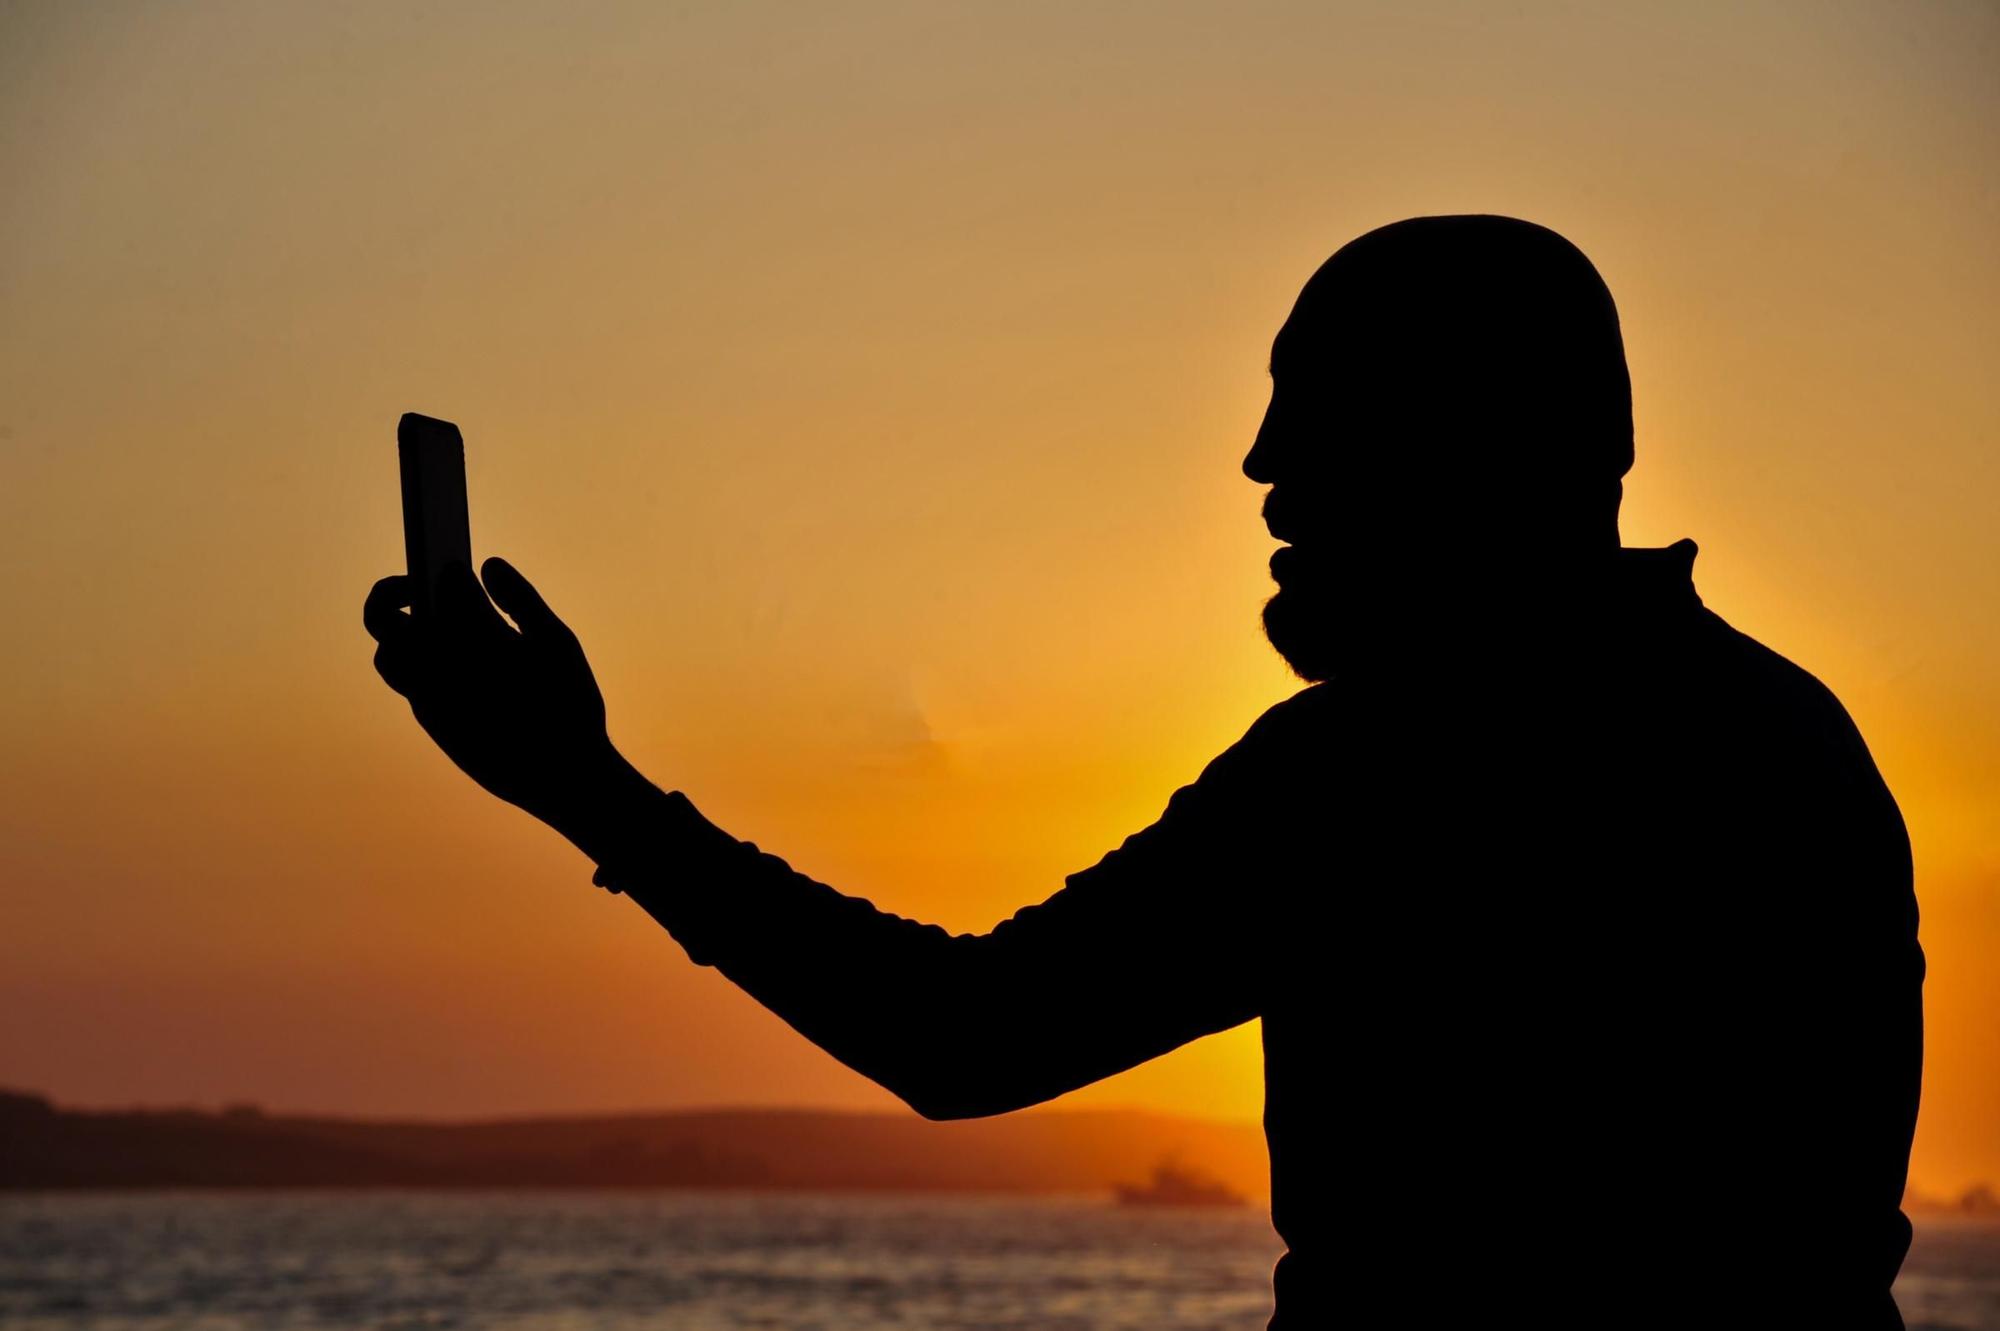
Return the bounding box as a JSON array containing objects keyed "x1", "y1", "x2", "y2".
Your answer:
[{"x1": 363, "y1": 557, "x2": 627, "y2": 834}]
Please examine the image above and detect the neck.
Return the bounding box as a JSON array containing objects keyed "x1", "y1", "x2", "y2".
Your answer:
[{"x1": 1336, "y1": 542, "x2": 1632, "y2": 681}]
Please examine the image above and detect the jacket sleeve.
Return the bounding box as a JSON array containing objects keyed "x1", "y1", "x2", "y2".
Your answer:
[
  {"x1": 1785, "y1": 677, "x2": 1926, "y2": 1307},
  {"x1": 591, "y1": 698, "x2": 1306, "y2": 1120}
]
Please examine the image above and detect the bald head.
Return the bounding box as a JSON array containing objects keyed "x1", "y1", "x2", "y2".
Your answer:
[
  {"x1": 1281, "y1": 214, "x2": 1631, "y2": 489},
  {"x1": 1247, "y1": 215, "x2": 1636, "y2": 680}
]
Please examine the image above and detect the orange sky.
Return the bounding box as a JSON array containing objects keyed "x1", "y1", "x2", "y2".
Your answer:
[{"x1": 2, "y1": 2, "x2": 1995, "y2": 1196}]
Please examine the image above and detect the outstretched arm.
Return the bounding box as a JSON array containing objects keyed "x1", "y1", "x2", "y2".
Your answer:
[
  {"x1": 364, "y1": 559, "x2": 1279, "y2": 1120},
  {"x1": 571, "y1": 744, "x2": 1271, "y2": 1120}
]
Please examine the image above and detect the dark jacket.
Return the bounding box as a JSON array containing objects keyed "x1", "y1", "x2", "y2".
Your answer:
[{"x1": 596, "y1": 539, "x2": 1924, "y2": 1328}]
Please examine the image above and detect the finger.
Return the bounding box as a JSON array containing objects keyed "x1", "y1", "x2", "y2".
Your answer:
[
  {"x1": 435, "y1": 560, "x2": 512, "y2": 642},
  {"x1": 373, "y1": 642, "x2": 421, "y2": 697},
  {"x1": 481, "y1": 557, "x2": 576, "y2": 643},
  {"x1": 364, "y1": 575, "x2": 415, "y2": 644}
]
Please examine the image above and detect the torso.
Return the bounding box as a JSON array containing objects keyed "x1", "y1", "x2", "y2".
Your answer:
[{"x1": 1247, "y1": 600, "x2": 1920, "y2": 1328}]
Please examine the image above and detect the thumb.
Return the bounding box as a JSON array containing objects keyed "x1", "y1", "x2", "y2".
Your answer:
[{"x1": 481, "y1": 556, "x2": 573, "y2": 641}]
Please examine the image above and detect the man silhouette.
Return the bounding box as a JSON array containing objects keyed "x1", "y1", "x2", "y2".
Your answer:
[{"x1": 364, "y1": 215, "x2": 1924, "y2": 1327}]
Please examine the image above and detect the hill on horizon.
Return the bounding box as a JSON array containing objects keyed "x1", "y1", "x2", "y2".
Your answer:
[{"x1": 0, "y1": 1088, "x2": 1271, "y2": 1199}]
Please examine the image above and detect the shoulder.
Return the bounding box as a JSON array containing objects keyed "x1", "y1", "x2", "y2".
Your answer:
[
  {"x1": 1692, "y1": 609, "x2": 1864, "y2": 741},
  {"x1": 1688, "y1": 609, "x2": 1903, "y2": 817},
  {"x1": 1174, "y1": 684, "x2": 1338, "y2": 805},
  {"x1": 1223, "y1": 683, "x2": 1338, "y2": 757}
]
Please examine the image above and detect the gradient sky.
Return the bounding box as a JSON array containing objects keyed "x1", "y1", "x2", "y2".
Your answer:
[{"x1": 2, "y1": 1, "x2": 1995, "y2": 1196}]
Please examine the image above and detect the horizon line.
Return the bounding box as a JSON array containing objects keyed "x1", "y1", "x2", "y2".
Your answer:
[{"x1": 0, "y1": 1085, "x2": 1263, "y2": 1129}]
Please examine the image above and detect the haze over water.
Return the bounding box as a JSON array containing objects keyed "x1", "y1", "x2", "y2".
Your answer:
[
  {"x1": 2, "y1": 0, "x2": 1995, "y2": 1215},
  {"x1": 5, "y1": 1194, "x2": 2000, "y2": 1330}
]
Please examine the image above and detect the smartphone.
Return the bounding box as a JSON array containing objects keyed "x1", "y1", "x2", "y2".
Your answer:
[{"x1": 397, "y1": 412, "x2": 472, "y2": 620}]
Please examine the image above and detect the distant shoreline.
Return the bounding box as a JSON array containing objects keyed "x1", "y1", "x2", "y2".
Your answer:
[
  {"x1": 0, "y1": 1088, "x2": 1272, "y2": 1199},
  {"x1": 10, "y1": 1088, "x2": 1990, "y2": 1215}
]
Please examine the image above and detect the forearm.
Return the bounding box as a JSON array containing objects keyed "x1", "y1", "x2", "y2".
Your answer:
[
  {"x1": 554, "y1": 759, "x2": 1054, "y2": 1118},
  {"x1": 540, "y1": 748, "x2": 691, "y2": 869},
  {"x1": 555, "y1": 746, "x2": 1263, "y2": 1120}
]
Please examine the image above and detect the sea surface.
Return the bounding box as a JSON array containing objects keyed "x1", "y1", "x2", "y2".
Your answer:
[{"x1": 2, "y1": 1191, "x2": 1996, "y2": 1330}]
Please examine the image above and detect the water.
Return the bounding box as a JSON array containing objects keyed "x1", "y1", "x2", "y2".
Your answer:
[
  {"x1": 1, "y1": 1191, "x2": 1995, "y2": 1330},
  {"x1": 1902, "y1": 1218, "x2": 2000, "y2": 1331}
]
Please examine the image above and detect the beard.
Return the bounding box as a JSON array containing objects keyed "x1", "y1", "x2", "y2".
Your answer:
[
  {"x1": 1262, "y1": 551, "x2": 1540, "y2": 685},
  {"x1": 1261, "y1": 581, "x2": 1344, "y2": 684},
  {"x1": 1260, "y1": 550, "x2": 1419, "y2": 684}
]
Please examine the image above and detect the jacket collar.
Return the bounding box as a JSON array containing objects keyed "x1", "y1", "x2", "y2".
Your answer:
[
  {"x1": 1603, "y1": 538, "x2": 1703, "y2": 613},
  {"x1": 1338, "y1": 538, "x2": 1705, "y2": 685}
]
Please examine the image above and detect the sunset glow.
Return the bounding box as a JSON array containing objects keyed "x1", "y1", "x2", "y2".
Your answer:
[{"x1": 2, "y1": 1, "x2": 1994, "y2": 1200}]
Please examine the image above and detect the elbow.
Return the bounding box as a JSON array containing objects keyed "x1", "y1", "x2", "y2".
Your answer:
[
  {"x1": 844, "y1": 956, "x2": 1061, "y2": 1121},
  {"x1": 890, "y1": 1054, "x2": 1048, "y2": 1122},
  {"x1": 903, "y1": 1086, "x2": 1014, "y2": 1122},
  {"x1": 905, "y1": 1095, "x2": 980, "y2": 1123},
  {"x1": 903, "y1": 1089, "x2": 1020, "y2": 1122}
]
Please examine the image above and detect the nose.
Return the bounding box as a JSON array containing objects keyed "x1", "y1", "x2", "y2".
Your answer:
[{"x1": 1242, "y1": 393, "x2": 1279, "y2": 485}]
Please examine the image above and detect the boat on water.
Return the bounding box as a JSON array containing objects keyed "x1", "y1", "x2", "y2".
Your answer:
[{"x1": 1113, "y1": 1160, "x2": 1247, "y2": 1209}]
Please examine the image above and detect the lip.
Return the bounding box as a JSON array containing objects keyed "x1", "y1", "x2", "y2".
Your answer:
[
  {"x1": 1263, "y1": 493, "x2": 1304, "y2": 546},
  {"x1": 1269, "y1": 545, "x2": 1303, "y2": 582}
]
